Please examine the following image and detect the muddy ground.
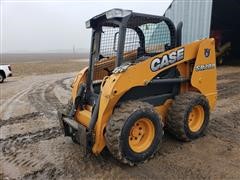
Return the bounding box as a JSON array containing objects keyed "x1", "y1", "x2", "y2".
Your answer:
[{"x1": 0, "y1": 64, "x2": 240, "y2": 179}]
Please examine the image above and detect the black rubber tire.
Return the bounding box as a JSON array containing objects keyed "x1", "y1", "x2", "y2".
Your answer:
[
  {"x1": 0, "y1": 73, "x2": 4, "y2": 83},
  {"x1": 167, "y1": 92, "x2": 210, "y2": 141},
  {"x1": 105, "y1": 101, "x2": 163, "y2": 166}
]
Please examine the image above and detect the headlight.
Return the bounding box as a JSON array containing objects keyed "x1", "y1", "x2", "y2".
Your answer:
[{"x1": 106, "y1": 9, "x2": 132, "y2": 19}]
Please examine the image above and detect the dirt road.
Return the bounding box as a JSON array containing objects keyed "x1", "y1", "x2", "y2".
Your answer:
[{"x1": 1, "y1": 66, "x2": 240, "y2": 179}]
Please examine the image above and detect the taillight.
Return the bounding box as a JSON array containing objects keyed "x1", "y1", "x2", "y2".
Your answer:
[{"x1": 8, "y1": 66, "x2": 12, "y2": 71}]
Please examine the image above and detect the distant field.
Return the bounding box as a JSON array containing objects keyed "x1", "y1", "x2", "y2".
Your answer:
[
  {"x1": 11, "y1": 61, "x2": 88, "y2": 76},
  {"x1": 0, "y1": 53, "x2": 89, "y2": 76},
  {"x1": 0, "y1": 53, "x2": 88, "y2": 63}
]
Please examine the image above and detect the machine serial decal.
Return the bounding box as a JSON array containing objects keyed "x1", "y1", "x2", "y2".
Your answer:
[
  {"x1": 150, "y1": 48, "x2": 185, "y2": 72},
  {"x1": 194, "y1": 63, "x2": 216, "y2": 71}
]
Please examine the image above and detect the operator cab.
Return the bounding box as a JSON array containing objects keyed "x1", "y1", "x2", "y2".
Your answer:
[{"x1": 85, "y1": 9, "x2": 180, "y2": 104}]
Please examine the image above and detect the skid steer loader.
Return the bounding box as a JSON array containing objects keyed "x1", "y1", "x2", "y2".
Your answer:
[{"x1": 58, "y1": 9, "x2": 217, "y2": 165}]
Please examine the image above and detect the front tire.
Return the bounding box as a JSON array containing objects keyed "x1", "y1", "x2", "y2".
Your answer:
[
  {"x1": 105, "y1": 101, "x2": 163, "y2": 165},
  {"x1": 167, "y1": 92, "x2": 210, "y2": 141}
]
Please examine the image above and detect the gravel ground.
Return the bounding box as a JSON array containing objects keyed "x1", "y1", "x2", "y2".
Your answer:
[{"x1": 0, "y1": 64, "x2": 240, "y2": 179}]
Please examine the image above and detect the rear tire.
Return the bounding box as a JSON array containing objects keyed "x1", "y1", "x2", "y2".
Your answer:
[
  {"x1": 105, "y1": 101, "x2": 163, "y2": 165},
  {"x1": 167, "y1": 92, "x2": 210, "y2": 141}
]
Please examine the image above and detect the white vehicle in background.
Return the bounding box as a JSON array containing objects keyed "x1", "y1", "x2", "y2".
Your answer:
[{"x1": 0, "y1": 65, "x2": 12, "y2": 83}]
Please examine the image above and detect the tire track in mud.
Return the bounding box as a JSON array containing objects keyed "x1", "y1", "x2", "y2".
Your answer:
[
  {"x1": 1, "y1": 152, "x2": 55, "y2": 178},
  {"x1": 27, "y1": 77, "x2": 71, "y2": 119},
  {"x1": 217, "y1": 69, "x2": 240, "y2": 99},
  {"x1": 0, "y1": 77, "x2": 69, "y2": 155},
  {"x1": 22, "y1": 162, "x2": 64, "y2": 180},
  {"x1": 0, "y1": 112, "x2": 43, "y2": 127},
  {"x1": 1, "y1": 127, "x2": 62, "y2": 155},
  {"x1": 0, "y1": 77, "x2": 68, "y2": 170},
  {"x1": 1, "y1": 149, "x2": 64, "y2": 180},
  {"x1": 44, "y1": 79, "x2": 68, "y2": 110},
  {"x1": 0, "y1": 84, "x2": 36, "y2": 120},
  {"x1": 211, "y1": 71, "x2": 240, "y2": 144},
  {"x1": 27, "y1": 82, "x2": 58, "y2": 119},
  {"x1": 217, "y1": 71, "x2": 240, "y2": 81},
  {"x1": 57, "y1": 77, "x2": 73, "y2": 91},
  {"x1": 209, "y1": 110, "x2": 240, "y2": 144},
  {"x1": 218, "y1": 80, "x2": 240, "y2": 99}
]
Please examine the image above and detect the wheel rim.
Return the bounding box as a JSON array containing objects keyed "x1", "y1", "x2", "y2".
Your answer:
[
  {"x1": 0, "y1": 75, "x2": 3, "y2": 82},
  {"x1": 128, "y1": 118, "x2": 155, "y2": 153},
  {"x1": 188, "y1": 105, "x2": 205, "y2": 132}
]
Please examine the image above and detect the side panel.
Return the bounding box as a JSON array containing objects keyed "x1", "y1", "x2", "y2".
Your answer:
[{"x1": 191, "y1": 39, "x2": 217, "y2": 110}]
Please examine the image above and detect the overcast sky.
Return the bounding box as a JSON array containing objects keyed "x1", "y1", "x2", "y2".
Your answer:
[{"x1": 1, "y1": 0, "x2": 172, "y2": 53}]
